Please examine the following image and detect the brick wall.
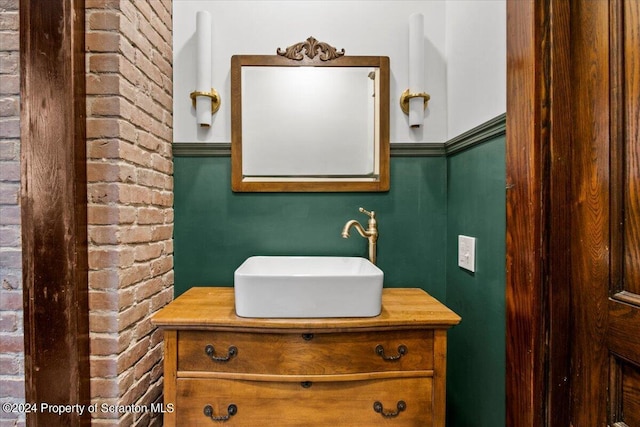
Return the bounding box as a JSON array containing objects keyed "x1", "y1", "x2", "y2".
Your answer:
[
  {"x1": 0, "y1": 1, "x2": 173, "y2": 425},
  {"x1": 0, "y1": 0, "x2": 24, "y2": 426},
  {"x1": 86, "y1": 1, "x2": 173, "y2": 426}
]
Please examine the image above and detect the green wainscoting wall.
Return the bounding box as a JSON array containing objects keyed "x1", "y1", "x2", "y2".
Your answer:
[
  {"x1": 445, "y1": 135, "x2": 506, "y2": 427},
  {"x1": 172, "y1": 120, "x2": 505, "y2": 427},
  {"x1": 173, "y1": 156, "x2": 448, "y2": 301}
]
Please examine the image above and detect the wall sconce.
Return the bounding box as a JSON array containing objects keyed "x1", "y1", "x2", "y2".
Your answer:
[
  {"x1": 400, "y1": 13, "x2": 430, "y2": 128},
  {"x1": 190, "y1": 11, "x2": 220, "y2": 128}
]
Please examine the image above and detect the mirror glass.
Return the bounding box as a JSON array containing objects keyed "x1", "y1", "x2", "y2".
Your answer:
[
  {"x1": 231, "y1": 48, "x2": 389, "y2": 192},
  {"x1": 242, "y1": 67, "x2": 376, "y2": 177}
]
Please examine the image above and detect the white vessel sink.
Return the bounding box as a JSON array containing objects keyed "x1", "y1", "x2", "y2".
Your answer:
[{"x1": 234, "y1": 256, "x2": 383, "y2": 318}]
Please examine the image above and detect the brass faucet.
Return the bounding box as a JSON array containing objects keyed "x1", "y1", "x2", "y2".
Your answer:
[{"x1": 341, "y1": 207, "x2": 378, "y2": 264}]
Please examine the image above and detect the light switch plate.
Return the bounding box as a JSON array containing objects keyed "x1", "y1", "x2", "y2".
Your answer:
[{"x1": 458, "y1": 235, "x2": 476, "y2": 272}]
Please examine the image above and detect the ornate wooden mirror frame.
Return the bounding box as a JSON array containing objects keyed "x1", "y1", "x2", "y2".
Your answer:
[{"x1": 231, "y1": 37, "x2": 390, "y2": 192}]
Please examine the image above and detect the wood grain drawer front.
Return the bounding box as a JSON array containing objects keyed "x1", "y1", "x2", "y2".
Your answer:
[
  {"x1": 177, "y1": 330, "x2": 434, "y2": 375},
  {"x1": 176, "y1": 377, "x2": 433, "y2": 426}
]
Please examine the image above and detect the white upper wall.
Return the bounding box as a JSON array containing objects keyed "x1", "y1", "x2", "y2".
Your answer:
[
  {"x1": 173, "y1": 0, "x2": 505, "y2": 144},
  {"x1": 445, "y1": 0, "x2": 506, "y2": 139}
]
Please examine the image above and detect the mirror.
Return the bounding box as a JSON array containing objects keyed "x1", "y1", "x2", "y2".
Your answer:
[{"x1": 231, "y1": 38, "x2": 389, "y2": 192}]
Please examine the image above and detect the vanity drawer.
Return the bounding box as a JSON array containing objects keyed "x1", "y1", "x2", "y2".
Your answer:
[
  {"x1": 175, "y1": 377, "x2": 433, "y2": 426},
  {"x1": 177, "y1": 330, "x2": 434, "y2": 375}
]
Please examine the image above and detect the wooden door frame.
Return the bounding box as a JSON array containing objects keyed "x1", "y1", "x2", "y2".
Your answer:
[
  {"x1": 506, "y1": 0, "x2": 572, "y2": 425},
  {"x1": 20, "y1": 0, "x2": 90, "y2": 425}
]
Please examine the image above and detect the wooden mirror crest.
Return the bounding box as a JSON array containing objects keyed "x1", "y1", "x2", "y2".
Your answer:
[{"x1": 276, "y1": 36, "x2": 345, "y2": 62}]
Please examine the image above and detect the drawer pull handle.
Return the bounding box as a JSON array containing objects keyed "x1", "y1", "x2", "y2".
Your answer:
[
  {"x1": 373, "y1": 400, "x2": 406, "y2": 418},
  {"x1": 302, "y1": 333, "x2": 314, "y2": 341},
  {"x1": 375, "y1": 344, "x2": 407, "y2": 361},
  {"x1": 300, "y1": 381, "x2": 313, "y2": 388},
  {"x1": 203, "y1": 404, "x2": 237, "y2": 421},
  {"x1": 204, "y1": 344, "x2": 237, "y2": 362}
]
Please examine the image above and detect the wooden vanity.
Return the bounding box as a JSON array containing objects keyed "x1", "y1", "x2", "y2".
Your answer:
[{"x1": 152, "y1": 287, "x2": 460, "y2": 426}]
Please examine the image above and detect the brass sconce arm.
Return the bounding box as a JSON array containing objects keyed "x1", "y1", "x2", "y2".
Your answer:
[
  {"x1": 399, "y1": 89, "x2": 430, "y2": 115},
  {"x1": 190, "y1": 88, "x2": 221, "y2": 114}
]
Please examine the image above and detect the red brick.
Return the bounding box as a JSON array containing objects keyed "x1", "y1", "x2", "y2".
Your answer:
[
  {"x1": 133, "y1": 316, "x2": 155, "y2": 341},
  {"x1": 151, "y1": 363, "x2": 164, "y2": 381},
  {"x1": 90, "y1": 355, "x2": 117, "y2": 377},
  {"x1": 134, "y1": 50, "x2": 162, "y2": 83},
  {"x1": 0, "y1": 32, "x2": 18, "y2": 52},
  {"x1": 148, "y1": 327, "x2": 164, "y2": 350},
  {"x1": 121, "y1": 372, "x2": 150, "y2": 407},
  {"x1": 150, "y1": 153, "x2": 172, "y2": 174},
  {"x1": 86, "y1": 74, "x2": 120, "y2": 95},
  {"x1": 137, "y1": 169, "x2": 166, "y2": 189},
  {"x1": 91, "y1": 377, "x2": 120, "y2": 398},
  {"x1": 0, "y1": 226, "x2": 21, "y2": 247},
  {"x1": 164, "y1": 209, "x2": 174, "y2": 223},
  {"x1": 89, "y1": 290, "x2": 119, "y2": 311},
  {"x1": 116, "y1": 336, "x2": 150, "y2": 374},
  {"x1": 0, "y1": 311, "x2": 18, "y2": 332},
  {"x1": 88, "y1": 97, "x2": 123, "y2": 117},
  {"x1": 0, "y1": 354, "x2": 22, "y2": 375},
  {"x1": 134, "y1": 243, "x2": 163, "y2": 262},
  {"x1": 136, "y1": 207, "x2": 163, "y2": 225},
  {"x1": 0, "y1": 334, "x2": 23, "y2": 353},
  {"x1": 0, "y1": 378, "x2": 24, "y2": 398},
  {"x1": 0, "y1": 118, "x2": 19, "y2": 137},
  {"x1": 118, "y1": 56, "x2": 144, "y2": 88},
  {"x1": 152, "y1": 43, "x2": 172, "y2": 74},
  {"x1": 88, "y1": 53, "x2": 121, "y2": 73},
  {"x1": 0, "y1": 290, "x2": 23, "y2": 310},
  {"x1": 0, "y1": 160, "x2": 19, "y2": 180},
  {"x1": 135, "y1": 131, "x2": 160, "y2": 152},
  {"x1": 119, "y1": 264, "x2": 150, "y2": 288},
  {"x1": 88, "y1": 182, "x2": 120, "y2": 204},
  {"x1": 149, "y1": 0, "x2": 171, "y2": 30},
  {"x1": 162, "y1": 270, "x2": 174, "y2": 287},
  {"x1": 88, "y1": 11, "x2": 120, "y2": 31},
  {"x1": 85, "y1": 0, "x2": 121, "y2": 9},
  {"x1": 150, "y1": 82, "x2": 172, "y2": 111},
  {"x1": 0, "y1": 141, "x2": 19, "y2": 161},
  {"x1": 150, "y1": 287, "x2": 172, "y2": 312},
  {"x1": 87, "y1": 139, "x2": 121, "y2": 160},
  {"x1": 117, "y1": 369, "x2": 135, "y2": 395},
  {"x1": 87, "y1": 118, "x2": 121, "y2": 139},
  {"x1": 88, "y1": 161, "x2": 136, "y2": 183},
  {"x1": 0, "y1": 249, "x2": 21, "y2": 269},
  {"x1": 132, "y1": 0, "x2": 153, "y2": 23},
  {"x1": 151, "y1": 224, "x2": 172, "y2": 242},
  {"x1": 135, "y1": 277, "x2": 163, "y2": 302},
  {"x1": 117, "y1": 184, "x2": 152, "y2": 205},
  {"x1": 90, "y1": 311, "x2": 118, "y2": 333},
  {"x1": 118, "y1": 287, "x2": 135, "y2": 310},
  {"x1": 89, "y1": 225, "x2": 119, "y2": 245},
  {"x1": 88, "y1": 205, "x2": 137, "y2": 226},
  {"x1": 89, "y1": 269, "x2": 119, "y2": 291},
  {"x1": 0, "y1": 11, "x2": 19, "y2": 31},
  {"x1": 0, "y1": 182, "x2": 18, "y2": 204},
  {"x1": 119, "y1": 143, "x2": 152, "y2": 167},
  {"x1": 88, "y1": 247, "x2": 135, "y2": 270},
  {"x1": 0, "y1": 206, "x2": 20, "y2": 225},
  {"x1": 151, "y1": 191, "x2": 173, "y2": 208},
  {"x1": 90, "y1": 330, "x2": 133, "y2": 356},
  {"x1": 118, "y1": 301, "x2": 149, "y2": 332},
  {"x1": 120, "y1": 227, "x2": 152, "y2": 244},
  {"x1": 86, "y1": 32, "x2": 120, "y2": 53},
  {"x1": 0, "y1": 96, "x2": 18, "y2": 117}
]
